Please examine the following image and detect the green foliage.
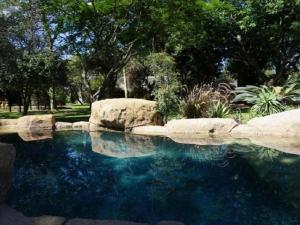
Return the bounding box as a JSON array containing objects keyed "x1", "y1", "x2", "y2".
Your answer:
[
  {"x1": 233, "y1": 86, "x2": 285, "y2": 116},
  {"x1": 210, "y1": 101, "x2": 230, "y2": 118},
  {"x1": 144, "y1": 53, "x2": 181, "y2": 120},
  {"x1": 281, "y1": 72, "x2": 300, "y2": 102}
]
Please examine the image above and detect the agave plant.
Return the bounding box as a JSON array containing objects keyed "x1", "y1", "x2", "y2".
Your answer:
[
  {"x1": 281, "y1": 73, "x2": 300, "y2": 103},
  {"x1": 233, "y1": 85, "x2": 285, "y2": 116}
]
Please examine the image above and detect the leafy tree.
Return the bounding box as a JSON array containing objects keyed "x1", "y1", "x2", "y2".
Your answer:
[
  {"x1": 145, "y1": 53, "x2": 181, "y2": 121},
  {"x1": 61, "y1": 0, "x2": 144, "y2": 100}
]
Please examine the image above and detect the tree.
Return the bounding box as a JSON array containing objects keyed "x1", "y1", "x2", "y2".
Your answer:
[
  {"x1": 224, "y1": 0, "x2": 300, "y2": 85},
  {"x1": 1, "y1": 0, "x2": 67, "y2": 114},
  {"x1": 61, "y1": 0, "x2": 143, "y2": 100}
]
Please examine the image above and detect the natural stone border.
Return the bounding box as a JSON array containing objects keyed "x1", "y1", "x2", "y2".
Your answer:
[
  {"x1": 132, "y1": 109, "x2": 300, "y2": 138},
  {"x1": 0, "y1": 109, "x2": 299, "y2": 150}
]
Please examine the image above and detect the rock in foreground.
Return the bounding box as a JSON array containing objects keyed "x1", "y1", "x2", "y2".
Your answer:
[
  {"x1": 246, "y1": 109, "x2": 300, "y2": 137},
  {"x1": 89, "y1": 98, "x2": 163, "y2": 130},
  {"x1": 166, "y1": 118, "x2": 238, "y2": 136}
]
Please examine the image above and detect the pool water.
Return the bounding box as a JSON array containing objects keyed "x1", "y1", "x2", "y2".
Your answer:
[{"x1": 1, "y1": 131, "x2": 300, "y2": 225}]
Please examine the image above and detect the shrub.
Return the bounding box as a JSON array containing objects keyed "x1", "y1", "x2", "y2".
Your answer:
[
  {"x1": 180, "y1": 84, "x2": 214, "y2": 118},
  {"x1": 181, "y1": 83, "x2": 232, "y2": 118},
  {"x1": 145, "y1": 53, "x2": 181, "y2": 121},
  {"x1": 233, "y1": 85, "x2": 285, "y2": 116}
]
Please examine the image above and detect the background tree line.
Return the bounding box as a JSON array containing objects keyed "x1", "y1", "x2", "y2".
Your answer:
[{"x1": 1, "y1": 0, "x2": 300, "y2": 115}]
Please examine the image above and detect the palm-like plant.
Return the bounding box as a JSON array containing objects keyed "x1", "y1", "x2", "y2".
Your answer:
[
  {"x1": 281, "y1": 73, "x2": 300, "y2": 102},
  {"x1": 233, "y1": 85, "x2": 285, "y2": 116}
]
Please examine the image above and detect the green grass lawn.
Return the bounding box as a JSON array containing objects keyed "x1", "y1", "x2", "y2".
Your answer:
[{"x1": 0, "y1": 104, "x2": 91, "y2": 123}]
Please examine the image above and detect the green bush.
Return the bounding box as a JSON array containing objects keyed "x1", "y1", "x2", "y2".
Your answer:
[{"x1": 145, "y1": 53, "x2": 181, "y2": 121}]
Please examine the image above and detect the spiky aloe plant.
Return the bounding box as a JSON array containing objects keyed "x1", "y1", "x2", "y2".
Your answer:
[{"x1": 210, "y1": 101, "x2": 230, "y2": 118}]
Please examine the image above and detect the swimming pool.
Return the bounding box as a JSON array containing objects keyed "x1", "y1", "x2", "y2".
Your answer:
[{"x1": 0, "y1": 131, "x2": 300, "y2": 225}]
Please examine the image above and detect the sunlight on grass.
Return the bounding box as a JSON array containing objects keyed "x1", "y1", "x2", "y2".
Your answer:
[{"x1": 0, "y1": 104, "x2": 90, "y2": 122}]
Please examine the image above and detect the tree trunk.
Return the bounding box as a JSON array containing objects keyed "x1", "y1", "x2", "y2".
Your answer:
[
  {"x1": 22, "y1": 98, "x2": 30, "y2": 116},
  {"x1": 123, "y1": 68, "x2": 128, "y2": 98},
  {"x1": 22, "y1": 91, "x2": 32, "y2": 116},
  {"x1": 98, "y1": 75, "x2": 118, "y2": 100},
  {"x1": 48, "y1": 86, "x2": 56, "y2": 111}
]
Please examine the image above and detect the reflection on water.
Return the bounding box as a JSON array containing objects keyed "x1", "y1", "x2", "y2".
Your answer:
[
  {"x1": 0, "y1": 131, "x2": 299, "y2": 225},
  {"x1": 90, "y1": 132, "x2": 156, "y2": 158}
]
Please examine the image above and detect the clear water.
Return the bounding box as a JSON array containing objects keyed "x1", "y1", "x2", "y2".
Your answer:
[{"x1": 1, "y1": 131, "x2": 300, "y2": 225}]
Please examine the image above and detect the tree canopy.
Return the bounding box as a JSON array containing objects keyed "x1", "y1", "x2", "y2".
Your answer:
[{"x1": 1, "y1": 0, "x2": 300, "y2": 114}]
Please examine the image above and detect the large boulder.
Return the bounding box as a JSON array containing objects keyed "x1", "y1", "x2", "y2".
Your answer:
[
  {"x1": 246, "y1": 109, "x2": 300, "y2": 137},
  {"x1": 17, "y1": 115, "x2": 55, "y2": 130},
  {"x1": 0, "y1": 143, "x2": 15, "y2": 204},
  {"x1": 89, "y1": 98, "x2": 163, "y2": 130},
  {"x1": 166, "y1": 118, "x2": 238, "y2": 136}
]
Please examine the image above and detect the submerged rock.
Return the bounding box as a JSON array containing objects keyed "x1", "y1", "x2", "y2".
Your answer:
[
  {"x1": 89, "y1": 98, "x2": 163, "y2": 131},
  {"x1": 31, "y1": 216, "x2": 66, "y2": 225},
  {"x1": 0, "y1": 143, "x2": 15, "y2": 204},
  {"x1": 0, "y1": 205, "x2": 32, "y2": 225},
  {"x1": 90, "y1": 132, "x2": 156, "y2": 158},
  {"x1": 17, "y1": 115, "x2": 55, "y2": 130}
]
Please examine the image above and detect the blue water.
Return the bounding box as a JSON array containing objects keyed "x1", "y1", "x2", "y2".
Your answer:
[{"x1": 1, "y1": 131, "x2": 300, "y2": 225}]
